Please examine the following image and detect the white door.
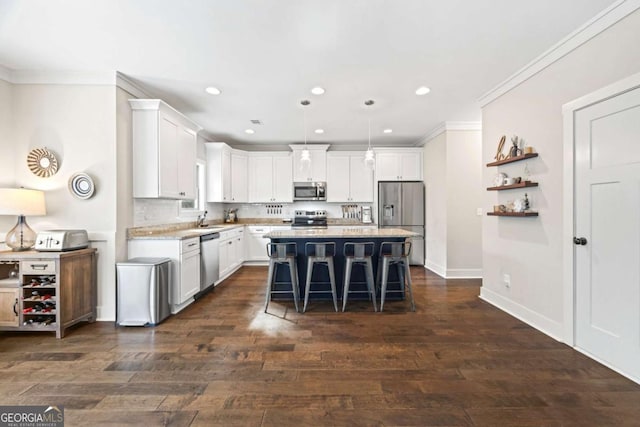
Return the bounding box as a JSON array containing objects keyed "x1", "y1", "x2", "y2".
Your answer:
[{"x1": 574, "y1": 85, "x2": 640, "y2": 380}]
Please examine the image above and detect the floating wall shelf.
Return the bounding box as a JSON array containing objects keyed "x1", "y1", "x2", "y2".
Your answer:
[
  {"x1": 487, "y1": 212, "x2": 539, "y2": 217},
  {"x1": 487, "y1": 181, "x2": 539, "y2": 191},
  {"x1": 486, "y1": 153, "x2": 538, "y2": 167}
]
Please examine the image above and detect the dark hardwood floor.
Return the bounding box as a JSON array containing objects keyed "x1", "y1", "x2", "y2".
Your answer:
[{"x1": 1, "y1": 266, "x2": 639, "y2": 426}]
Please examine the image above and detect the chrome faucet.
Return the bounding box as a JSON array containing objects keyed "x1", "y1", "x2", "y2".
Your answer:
[{"x1": 197, "y1": 210, "x2": 208, "y2": 227}]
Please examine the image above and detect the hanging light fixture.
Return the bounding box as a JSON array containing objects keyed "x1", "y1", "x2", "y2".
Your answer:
[
  {"x1": 364, "y1": 99, "x2": 375, "y2": 169},
  {"x1": 300, "y1": 100, "x2": 311, "y2": 169}
]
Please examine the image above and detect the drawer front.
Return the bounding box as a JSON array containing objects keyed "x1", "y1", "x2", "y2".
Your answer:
[
  {"x1": 248, "y1": 226, "x2": 270, "y2": 234},
  {"x1": 21, "y1": 260, "x2": 56, "y2": 275},
  {"x1": 181, "y1": 238, "x2": 200, "y2": 254}
]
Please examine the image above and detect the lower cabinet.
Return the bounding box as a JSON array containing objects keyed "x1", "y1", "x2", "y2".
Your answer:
[
  {"x1": 218, "y1": 228, "x2": 245, "y2": 280},
  {"x1": 128, "y1": 238, "x2": 201, "y2": 314},
  {"x1": 0, "y1": 287, "x2": 19, "y2": 327},
  {"x1": 0, "y1": 248, "x2": 97, "y2": 338},
  {"x1": 246, "y1": 226, "x2": 271, "y2": 262}
]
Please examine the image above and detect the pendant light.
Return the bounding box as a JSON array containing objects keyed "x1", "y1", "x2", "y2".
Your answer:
[
  {"x1": 300, "y1": 100, "x2": 311, "y2": 169},
  {"x1": 364, "y1": 99, "x2": 375, "y2": 169}
]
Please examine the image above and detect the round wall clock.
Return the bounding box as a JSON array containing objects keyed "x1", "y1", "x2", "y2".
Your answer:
[
  {"x1": 27, "y1": 147, "x2": 59, "y2": 177},
  {"x1": 68, "y1": 172, "x2": 95, "y2": 199}
]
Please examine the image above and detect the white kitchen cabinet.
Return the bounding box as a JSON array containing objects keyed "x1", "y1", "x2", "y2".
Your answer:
[
  {"x1": 218, "y1": 228, "x2": 244, "y2": 280},
  {"x1": 128, "y1": 237, "x2": 201, "y2": 314},
  {"x1": 326, "y1": 152, "x2": 374, "y2": 202},
  {"x1": 290, "y1": 144, "x2": 329, "y2": 182},
  {"x1": 129, "y1": 99, "x2": 201, "y2": 199},
  {"x1": 231, "y1": 152, "x2": 248, "y2": 202},
  {"x1": 246, "y1": 225, "x2": 271, "y2": 263},
  {"x1": 374, "y1": 149, "x2": 423, "y2": 181},
  {"x1": 206, "y1": 143, "x2": 247, "y2": 203},
  {"x1": 248, "y1": 153, "x2": 293, "y2": 203}
]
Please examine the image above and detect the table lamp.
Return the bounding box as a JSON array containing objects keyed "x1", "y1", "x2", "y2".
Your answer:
[{"x1": 0, "y1": 188, "x2": 47, "y2": 251}]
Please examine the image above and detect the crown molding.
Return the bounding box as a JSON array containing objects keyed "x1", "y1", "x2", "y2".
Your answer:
[
  {"x1": 7, "y1": 69, "x2": 117, "y2": 85},
  {"x1": 418, "y1": 121, "x2": 482, "y2": 145},
  {"x1": 478, "y1": 0, "x2": 640, "y2": 107},
  {"x1": 0, "y1": 67, "x2": 151, "y2": 98},
  {"x1": 115, "y1": 72, "x2": 150, "y2": 98}
]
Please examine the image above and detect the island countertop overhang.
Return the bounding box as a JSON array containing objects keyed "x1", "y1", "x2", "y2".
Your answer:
[{"x1": 264, "y1": 228, "x2": 417, "y2": 239}]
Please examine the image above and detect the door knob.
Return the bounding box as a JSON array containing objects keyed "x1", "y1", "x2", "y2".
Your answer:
[{"x1": 573, "y1": 237, "x2": 588, "y2": 245}]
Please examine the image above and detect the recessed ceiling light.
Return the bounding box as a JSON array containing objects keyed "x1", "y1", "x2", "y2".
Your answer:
[
  {"x1": 383, "y1": 129, "x2": 393, "y2": 134},
  {"x1": 314, "y1": 129, "x2": 324, "y2": 134},
  {"x1": 415, "y1": 86, "x2": 431, "y2": 96},
  {"x1": 245, "y1": 129, "x2": 255, "y2": 134},
  {"x1": 311, "y1": 87, "x2": 325, "y2": 95},
  {"x1": 205, "y1": 86, "x2": 221, "y2": 95}
]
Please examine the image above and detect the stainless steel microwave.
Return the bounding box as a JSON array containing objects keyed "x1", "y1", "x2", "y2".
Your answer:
[{"x1": 293, "y1": 182, "x2": 326, "y2": 201}]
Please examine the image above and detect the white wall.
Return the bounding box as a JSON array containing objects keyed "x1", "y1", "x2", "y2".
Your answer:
[
  {"x1": 446, "y1": 130, "x2": 483, "y2": 275},
  {"x1": 481, "y1": 9, "x2": 640, "y2": 339},
  {"x1": 423, "y1": 128, "x2": 483, "y2": 278},
  {"x1": 8, "y1": 83, "x2": 119, "y2": 320},
  {"x1": 423, "y1": 132, "x2": 447, "y2": 275},
  {"x1": 0, "y1": 79, "x2": 14, "y2": 191}
]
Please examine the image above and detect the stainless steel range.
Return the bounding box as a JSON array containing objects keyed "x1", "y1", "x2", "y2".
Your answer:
[{"x1": 292, "y1": 210, "x2": 327, "y2": 229}]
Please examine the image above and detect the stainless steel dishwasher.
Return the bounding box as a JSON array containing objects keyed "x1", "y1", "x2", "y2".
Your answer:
[{"x1": 197, "y1": 232, "x2": 220, "y2": 298}]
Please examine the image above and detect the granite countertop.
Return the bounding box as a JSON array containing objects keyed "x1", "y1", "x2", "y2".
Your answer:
[
  {"x1": 264, "y1": 228, "x2": 416, "y2": 239},
  {"x1": 127, "y1": 219, "x2": 377, "y2": 240}
]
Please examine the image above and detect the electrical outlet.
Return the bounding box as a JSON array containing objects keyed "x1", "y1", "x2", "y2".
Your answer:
[
  {"x1": 476, "y1": 207, "x2": 483, "y2": 216},
  {"x1": 503, "y1": 273, "x2": 511, "y2": 288}
]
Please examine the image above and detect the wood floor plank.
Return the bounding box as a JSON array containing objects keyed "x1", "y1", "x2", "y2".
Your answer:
[{"x1": 1, "y1": 265, "x2": 639, "y2": 426}]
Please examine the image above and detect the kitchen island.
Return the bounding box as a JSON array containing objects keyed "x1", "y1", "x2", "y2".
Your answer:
[{"x1": 263, "y1": 228, "x2": 417, "y2": 305}]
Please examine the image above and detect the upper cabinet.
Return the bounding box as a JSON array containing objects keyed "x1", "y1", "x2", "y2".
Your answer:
[
  {"x1": 248, "y1": 153, "x2": 293, "y2": 203},
  {"x1": 374, "y1": 148, "x2": 423, "y2": 181},
  {"x1": 205, "y1": 143, "x2": 248, "y2": 203},
  {"x1": 129, "y1": 99, "x2": 201, "y2": 199},
  {"x1": 326, "y1": 152, "x2": 374, "y2": 202},
  {"x1": 290, "y1": 144, "x2": 329, "y2": 182}
]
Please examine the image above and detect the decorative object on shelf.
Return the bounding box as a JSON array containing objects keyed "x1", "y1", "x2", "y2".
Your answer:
[
  {"x1": 507, "y1": 135, "x2": 523, "y2": 159},
  {"x1": 494, "y1": 135, "x2": 506, "y2": 161},
  {"x1": 364, "y1": 99, "x2": 375, "y2": 169},
  {"x1": 299, "y1": 100, "x2": 311, "y2": 170},
  {"x1": 524, "y1": 146, "x2": 535, "y2": 154},
  {"x1": 27, "y1": 147, "x2": 59, "y2": 178},
  {"x1": 494, "y1": 172, "x2": 507, "y2": 187},
  {"x1": 68, "y1": 172, "x2": 96, "y2": 200},
  {"x1": 0, "y1": 188, "x2": 47, "y2": 251}
]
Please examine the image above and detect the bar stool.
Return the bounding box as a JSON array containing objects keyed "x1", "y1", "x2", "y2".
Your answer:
[
  {"x1": 342, "y1": 242, "x2": 377, "y2": 312},
  {"x1": 264, "y1": 242, "x2": 300, "y2": 313},
  {"x1": 303, "y1": 242, "x2": 338, "y2": 313},
  {"x1": 377, "y1": 241, "x2": 415, "y2": 312}
]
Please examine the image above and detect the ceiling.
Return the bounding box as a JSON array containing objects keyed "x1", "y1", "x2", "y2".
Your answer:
[{"x1": 0, "y1": 0, "x2": 616, "y2": 148}]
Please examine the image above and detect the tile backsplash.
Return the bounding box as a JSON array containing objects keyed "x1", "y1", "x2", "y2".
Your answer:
[{"x1": 134, "y1": 199, "x2": 371, "y2": 227}]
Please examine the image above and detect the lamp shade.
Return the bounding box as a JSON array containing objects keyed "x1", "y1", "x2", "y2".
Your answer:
[{"x1": 0, "y1": 188, "x2": 47, "y2": 216}]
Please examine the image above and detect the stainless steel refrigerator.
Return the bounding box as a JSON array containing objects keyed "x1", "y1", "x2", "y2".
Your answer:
[{"x1": 378, "y1": 181, "x2": 425, "y2": 265}]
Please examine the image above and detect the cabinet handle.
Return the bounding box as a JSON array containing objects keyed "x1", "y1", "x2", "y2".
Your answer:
[
  {"x1": 13, "y1": 298, "x2": 18, "y2": 316},
  {"x1": 29, "y1": 264, "x2": 49, "y2": 270},
  {"x1": 188, "y1": 243, "x2": 198, "y2": 247}
]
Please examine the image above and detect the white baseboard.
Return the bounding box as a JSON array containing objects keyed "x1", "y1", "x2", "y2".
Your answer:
[
  {"x1": 424, "y1": 260, "x2": 446, "y2": 278},
  {"x1": 479, "y1": 286, "x2": 564, "y2": 342},
  {"x1": 445, "y1": 268, "x2": 482, "y2": 279}
]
